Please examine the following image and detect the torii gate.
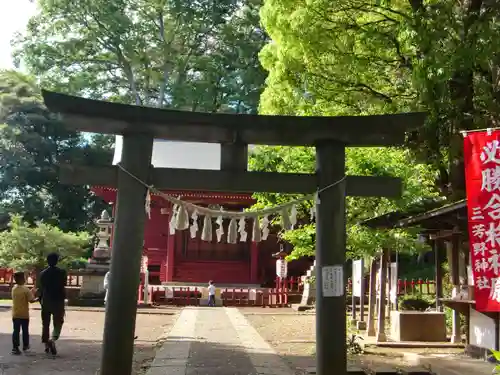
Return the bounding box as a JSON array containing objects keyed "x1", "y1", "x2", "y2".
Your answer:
[{"x1": 42, "y1": 90, "x2": 424, "y2": 375}]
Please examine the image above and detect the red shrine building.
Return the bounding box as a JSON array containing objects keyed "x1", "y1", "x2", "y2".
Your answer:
[{"x1": 92, "y1": 137, "x2": 311, "y2": 286}]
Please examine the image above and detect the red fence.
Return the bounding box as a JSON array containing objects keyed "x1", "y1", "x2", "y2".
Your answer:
[
  {"x1": 138, "y1": 276, "x2": 303, "y2": 307},
  {"x1": 0, "y1": 268, "x2": 82, "y2": 287},
  {"x1": 346, "y1": 277, "x2": 436, "y2": 296}
]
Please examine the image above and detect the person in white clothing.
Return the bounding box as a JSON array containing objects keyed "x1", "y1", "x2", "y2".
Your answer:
[
  {"x1": 207, "y1": 280, "x2": 216, "y2": 307},
  {"x1": 103, "y1": 271, "x2": 110, "y2": 305},
  {"x1": 103, "y1": 271, "x2": 138, "y2": 339}
]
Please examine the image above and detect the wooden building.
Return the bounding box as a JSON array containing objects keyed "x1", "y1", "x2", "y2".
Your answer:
[
  {"x1": 93, "y1": 137, "x2": 312, "y2": 285},
  {"x1": 364, "y1": 199, "x2": 499, "y2": 358}
]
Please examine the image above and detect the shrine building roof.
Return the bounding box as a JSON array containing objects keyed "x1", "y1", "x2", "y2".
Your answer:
[
  {"x1": 361, "y1": 199, "x2": 467, "y2": 233},
  {"x1": 91, "y1": 186, "x2": 256, "y2": 205}
]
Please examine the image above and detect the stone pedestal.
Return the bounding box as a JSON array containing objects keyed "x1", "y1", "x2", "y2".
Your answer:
[
  {"x1": 300, "y1": 261, "x2": 316, "y2": 305},
  {"x1": 69, "y1": 262, "x2": 110, "y2": 307},
  {"x1": 390, "y1": 310, "x2": 447, "y2": 342},
  {"x1": 292, "y1": 262, "x2": 316, "y2": 311}
]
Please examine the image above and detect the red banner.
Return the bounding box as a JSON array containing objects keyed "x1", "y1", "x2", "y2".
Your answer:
[{"x1": 465, "y1": 130, "x2": 500, "y2": 311}]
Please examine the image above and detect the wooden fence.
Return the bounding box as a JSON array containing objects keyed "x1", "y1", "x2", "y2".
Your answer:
[{"x1": 346, "y1": 277, "x2": 436, "y2": 296}]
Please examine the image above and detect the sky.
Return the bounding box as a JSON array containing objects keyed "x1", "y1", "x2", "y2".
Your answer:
[{"x1": 0, "y1": 0, "x2": 37, "y2": 70}]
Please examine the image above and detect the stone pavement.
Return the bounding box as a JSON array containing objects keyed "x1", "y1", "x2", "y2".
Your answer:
[
  {"x1": 147, "y1": 307, "x2": 294, "y2": 375},
  {"x1": 404, "y1": 352, "x2": 494, "y2": 375},
  {"x1": 0, "y1": 306, "x2": 178, "y2": 375}
]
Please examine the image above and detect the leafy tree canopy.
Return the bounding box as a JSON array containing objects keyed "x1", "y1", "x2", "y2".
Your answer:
[
  {"x1": 15, "y1": 0, "x2": 268, "y2": 113},
  {"x1": 259, "y1": 0, "x2": 500, "y2": 199},
  {"x1": 0, "y1": 215, "x2": 91, "y2": 271},
  {"x1": 0, "y1": 69, "x2": 112, "y2": 231},
  {"x1": 249, "y1": 145, "x2": 439, "y2": 260}
]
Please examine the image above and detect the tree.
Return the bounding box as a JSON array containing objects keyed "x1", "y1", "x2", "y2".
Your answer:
[
  {"x1": 249, "y1": 145, "x2": 438, "y2": 260},
  {"x1": 259, "y1": 0, "x2": 500, "y2": 199},
  {"x1": 0, "y1": 215, "x2": 90, "y2": 271},
  {"x1": 0, "y1": 69, "x2": 112, "y2": 231},
  {"x1": 14, "y1": 0, "x2": 268, "y2": 113},
  {"x1": 10, "y1": 0, "x2": 268, "y2": 232}
]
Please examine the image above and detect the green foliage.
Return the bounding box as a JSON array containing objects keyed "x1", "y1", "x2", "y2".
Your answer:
[
  {"x1": 0, "y1": 70, "x2": 112, "y2": 231},
  {"x1": 489, "y1": 349, "x2": 500, "y2": 374},
  {"x1": 15, "y1": 0, "x2": 268, "y2": 113},
  {"x1": 0, "y1": 215, "x2": 91, "y2": 271},
  {"x1": 397, "y1": 254, "x2": 437, "y2": 280},
  {"x1": 398, "y1": 294, "x2": 433, "y2": 311},
  {"x1": 346, "y1": 334, "x2": 364, "y2": 355},
  {"x1": 249, "y1": 145, "x2": 438, "y2": 260},
  {"x1": 258, "y1": 0, "x2": 500, "y2": 199}
]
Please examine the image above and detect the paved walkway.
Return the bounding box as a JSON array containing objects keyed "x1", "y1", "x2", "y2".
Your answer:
[
  {"x1": 0, "y1": 307, "x2": 177, "y2": 375},
  {"x1": 404, "y1": 353, "x2": 494, "y2": 375},
  {"x1": 147, "y1": 307, "x2": 294, "y2": 375}
]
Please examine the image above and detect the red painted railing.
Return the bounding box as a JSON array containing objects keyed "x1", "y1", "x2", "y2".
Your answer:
[
  {"x1": 346, "y1": 277, "x2": 436, "y2": 296},
  {"x1": 137, "y1": 276, "x2": 302, "y2": 307},
  {"x1": 0, "y1": 268, "x2": 82, "y2": 287}
]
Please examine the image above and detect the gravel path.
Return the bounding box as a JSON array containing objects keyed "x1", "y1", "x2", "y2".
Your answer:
[
  {"x1": 242, "y1": 309, "x2": 418, "y2": 374},
  {"x1": 0, "y1": 306, "x2": 179, "y2": 375}
]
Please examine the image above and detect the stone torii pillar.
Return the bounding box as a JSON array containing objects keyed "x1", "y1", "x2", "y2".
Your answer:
[
  {"x1": 41, "y1": 90, "x2": 425, "y2": 375},
  {"x1": 102, "y1": 134, "x2": 153, "y2": 375}
]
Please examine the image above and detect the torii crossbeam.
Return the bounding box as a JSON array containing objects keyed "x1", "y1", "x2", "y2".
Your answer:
[{"x1": 42, "y1": 90, "x2": 425, "y2": 375}]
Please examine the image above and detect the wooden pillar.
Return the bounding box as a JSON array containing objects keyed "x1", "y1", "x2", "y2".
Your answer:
[
  {"x1": 315, "y1": 141, "x2": 346, "y2": 375},
  {"x1": 351, "y1": 260, "x2": 357, "y2": 324},
  {"x1": 386, "y1": 251, "x2": 392, "y2": 316},
  {"x1": 356, "y1": 259, "x2": 366, "y2": 330},
  {"x1": 367, "y1": 257, "x2": 377, "y2": 336},
  {"x1": 434, "y1": 239, "x2": 443, "y2": 311},
  {"x1": 100, "y1": 134, "x2": 154, "y2": 375},
  {"x1": 376, "y1": 249, "x2": 389, "y2": 342},
  {"x1": 359, "y1": 260, "x2": 365, "y2": 322},
  {"x1": 250, "y1": 242, "x2": 259, "y2": 284},
  {"x1": 449, "y1": 234, "x2": 461, "y2": 344}
]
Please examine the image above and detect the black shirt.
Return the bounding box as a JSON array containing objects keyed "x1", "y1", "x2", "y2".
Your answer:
[{"x1": 39, "y1": 266, "x2": 67, "y2": 307}]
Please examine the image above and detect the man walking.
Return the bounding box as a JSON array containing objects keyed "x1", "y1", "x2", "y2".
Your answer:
[{"x1": 38, "y1": 253, "x2": 67, "y2": 355}]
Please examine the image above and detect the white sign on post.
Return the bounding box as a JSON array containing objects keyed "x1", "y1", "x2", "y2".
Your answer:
[
  {"x1": 376, "y1": 262, "x2": 399, "y2": 304},
  {"x1": 322, "y1": 265, "x2": 344, "y2": 297},
  {"x1": 389, "y1": 262, "x2": 398, "y2": 304},
  {"x1": 276, "y1": 259, "x2": 288, "y2": 278},
  {"x1": 165, "y1": 287, "x2": 174, "y2": 299},
  {"x1": 352, "y1": 260, "x2": 363, "y2": 297}
]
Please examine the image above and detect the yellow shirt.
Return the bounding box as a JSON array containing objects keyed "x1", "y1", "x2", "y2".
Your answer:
[{"x1": 11, "y1": 285, "x2": 32, "y2": 319}]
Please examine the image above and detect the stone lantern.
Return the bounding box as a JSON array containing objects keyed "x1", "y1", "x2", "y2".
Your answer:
[
  {"x1": 74, "y1": 210, "x2": 114, "y2": 306},
  {"x1": 92, "y1": 210, "x2": 114, "y2": 262}
]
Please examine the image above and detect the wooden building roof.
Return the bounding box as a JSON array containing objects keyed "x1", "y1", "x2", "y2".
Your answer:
[{"x1": 361, "y1": 199, "x2": 467, "y2": 234}]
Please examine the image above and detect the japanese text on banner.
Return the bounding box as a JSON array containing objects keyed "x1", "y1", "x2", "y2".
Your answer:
[{"x1": 465, "y1": 132, "x2": 500, "y2": 311}]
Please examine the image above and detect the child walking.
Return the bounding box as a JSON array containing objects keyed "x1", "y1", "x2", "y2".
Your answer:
[
  {"x1": 207, "y1": 280, "x2": 216, "y2": 307},
  {"x1": 11, "y1": 271, "x2": 37, "y2": 355}
]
